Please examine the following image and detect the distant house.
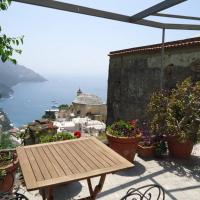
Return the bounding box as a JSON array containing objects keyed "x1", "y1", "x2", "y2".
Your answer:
[{"x1": 72, "y1": 89, "x2": 107, "y2": 122}]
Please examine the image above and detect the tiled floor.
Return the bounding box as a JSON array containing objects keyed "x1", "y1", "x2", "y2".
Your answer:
[{"x1": 16, "y1": 144, "x2": 200, "y2": 200}]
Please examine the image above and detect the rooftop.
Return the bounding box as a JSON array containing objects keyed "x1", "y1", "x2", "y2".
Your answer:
[
  {"x1": 73, "y1": 93, "x2": 104, "y2": 106},
  {"x1": 109, "y1": 36, "x2": 200, "y2": 57}
]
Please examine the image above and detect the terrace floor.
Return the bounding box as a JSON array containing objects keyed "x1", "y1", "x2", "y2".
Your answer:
[{"x1": 16, "y1": 144, "x2": 200, "y2": 200}]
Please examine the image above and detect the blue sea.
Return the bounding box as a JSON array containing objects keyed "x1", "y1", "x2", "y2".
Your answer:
[{"x1": 0, "y1": 75, "x2": 107, "y2": 127}]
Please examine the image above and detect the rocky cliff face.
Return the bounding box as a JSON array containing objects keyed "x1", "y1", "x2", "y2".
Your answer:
[
  {"x1": 0, "y1": 61, "x2": 46, "y2": 98},
  {"x1": 0, "y1": 108, "x2": 12, "y2": 131}
]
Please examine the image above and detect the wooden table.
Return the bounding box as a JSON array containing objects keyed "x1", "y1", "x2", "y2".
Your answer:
[{"x1": 16, "y1": 137, "x2": 133, "y2": 200}]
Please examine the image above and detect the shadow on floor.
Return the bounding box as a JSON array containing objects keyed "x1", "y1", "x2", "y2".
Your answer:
[
  {"x1": 156, "y1": 154, "x2": 200, "y2": 182},
  {"x1": 54, "y1": 182, "x2": 82, "y2": 200},
  {"x1": 116, "y1": 161, "x2": 146, "y2": 177}
]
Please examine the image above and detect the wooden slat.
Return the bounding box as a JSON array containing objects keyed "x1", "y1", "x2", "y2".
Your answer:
[
  {"x1": 90, "y1": 139, "x2": 120, "y2": 164},
  {"x1": 42, "y1": 145, "x2": 65, "y2": 177},
  {"x1": 17, "y1": 137, "x2": 134, "y2": 191},
  {"x1": 16, "y1": 147, "x2": 37, "y2": 189},
  {"x1": 37, "y1": 146, "x2": 58, "y2": 178},
  {"x1": 25, "y1": 148, "x2": 44, "y2": 181},
  {"x1": 80, "y1": 140, "x2": 111, "y2": 168},
  {"x1": 76, "y1": 140, "x2": 105, "y2": 168},
  {"x1": 85, "y1": 140, "x2": 118, "y2": 166},
  {"x1": 91, "y1": 137, "x2": 133, "y2": 166},
  {"x1": 36, "y1": 162, "x2": 132, "y2": 189},
  {"x1": 63, "y1": 143, "x2": 92, "y2": 171},
  {"x1": 48, "y1": 144, "x2": 72, "y2": 175},
  {"x1": 31, "y1": 147, "x2": 51, "y2": 180},
  {"x1": 59, "y1": 143, "x2": 86, "y2": 173},
  {"x1": 53, "y1": 144, "x2": 79, "y2": 174},
  {"x1": 70, "y1": 142, "x2": 99, "y2": 170}
]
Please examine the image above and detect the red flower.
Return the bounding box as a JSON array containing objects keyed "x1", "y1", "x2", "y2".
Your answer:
[
  {"x1": 74, "y1": 131, "x2": 81, "y2": 138},
  {"x1": 129, "y1": 119, "x2": 138, "y2": 128}
]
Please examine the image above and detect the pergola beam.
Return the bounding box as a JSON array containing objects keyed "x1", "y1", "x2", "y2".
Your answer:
[
  {"x1": 13, "y1": 0, "x2": 200, "y2": 31},
  {"x1": 153, "y1": 13, "x2": 200, "y2": 21},
  {"x1": 130, "y1": 0, "x2": 187, "y2": 23},
  {"x1": 13, "y1": 0, "x2": 163, "y2": 29},
  {"x1": 164, "y1": 23, "x2": 200, "y2": 30}
]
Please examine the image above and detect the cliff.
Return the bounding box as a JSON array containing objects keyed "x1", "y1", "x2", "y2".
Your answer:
[
  {"x1": 0, "y1": 61, "x2": 46, "y2": 98},
  {"x1": 0, "y1": 108, "x2": 12, "y2": 131}
]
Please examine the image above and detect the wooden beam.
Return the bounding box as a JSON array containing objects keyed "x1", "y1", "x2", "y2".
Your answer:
[
  {"x1": 13, "y1": 0, "x2": 163, "y2": 29},
  {"x1": 130, "y1": 0, "x2": 187, "y2": 23}
]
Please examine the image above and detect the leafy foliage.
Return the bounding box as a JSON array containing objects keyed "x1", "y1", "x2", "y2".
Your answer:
[
  {"x1": 0, "y1": 0, "x2": 24, "y2": 64},
  {"x1": 40, "y1": 132, "x2": 75, "y2": 143},
  {"x1": 166, "y1": 78, "x2": 200, "y2": 143},
  {"x1": 107, "y1": 120, "x2": 141, "y2": 137},
  {"x1": 147, "y1": 90, "x2": 169, "y2": 135},
  {"x1": 147, "y1": 77, "x2": 200, "y2": 144},
  {"x1": 0, "y1": 132, "x2": 14, "y2": 149},
  {"x1": 59, "y1": 104, "x2": 69, "y2": 110}
]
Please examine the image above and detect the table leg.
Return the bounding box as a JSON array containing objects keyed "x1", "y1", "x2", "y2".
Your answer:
[
  {"x1": 39, "y1": 188, "x2": 46, "y2": 200},
  {"x1": 87, "y1": 174, "x2": 106, "y2": 200},
  {"x1": 47, "y1": 187, "x2": 54, "y2": 200}
]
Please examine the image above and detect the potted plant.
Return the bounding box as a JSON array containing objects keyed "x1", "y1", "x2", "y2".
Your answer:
[
  {"x1": 147, "y1": 90, "x2": 169, "y2": 158},
  {"x1": 166, "y1": 78, "x2": 200, "y2": 158},
  {"x1": 147, "y1": 78, "x2": 200, "y2": 158},
  {"x1": 137, "y1": 123, "x2": 155, "y2": 158},
  {"x1": 0, "y1": 133, "x2": 19, "y2": 192},
  {"x1": 106, "y1": 120, "x2": 141, "y2": 162},
  {"x1": 0, "y1": 150, "x2": 19, "y2": 192}
]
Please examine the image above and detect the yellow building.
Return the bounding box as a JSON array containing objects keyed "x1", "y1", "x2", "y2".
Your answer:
[{"x1": 72, "y1": 89, "x2": 107, "y2": 122}]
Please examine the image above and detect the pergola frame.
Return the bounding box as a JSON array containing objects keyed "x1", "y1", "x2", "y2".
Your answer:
[{"x1": 13, "y1": 0, "x2": 200, "y2": 89}]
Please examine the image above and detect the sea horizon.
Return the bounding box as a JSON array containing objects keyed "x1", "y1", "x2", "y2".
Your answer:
[{"x1": 0, "y1": 74, "x2": 108, "y2": 127}]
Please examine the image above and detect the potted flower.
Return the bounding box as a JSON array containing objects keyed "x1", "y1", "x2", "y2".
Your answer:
[
  {"x1": 0, "y1": 133, "x2": 19, "y2": 192},
  {"x1": 137, "y1": 123, "x2": 155, "y2": 158},
  {"x1": 106, "y1": 120, "x2": 141, "y2": 162},
  {"x1": 166, "y1": 78, "x2": 200, "y2": 158}
]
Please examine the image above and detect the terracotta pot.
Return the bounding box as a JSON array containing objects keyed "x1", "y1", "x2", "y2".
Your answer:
[
  {"x1": 167, "y1": 135, "x2": 193, "y2": 158},
  {"x1": 137, "y1": 144, "x2": 155, "y2": 158},
  {"x1": 106, "y1": 133, "x2": 141, "y2": 162},
  {"x1": 0, "y1": 152, "x2": 19, "y2": 192}
]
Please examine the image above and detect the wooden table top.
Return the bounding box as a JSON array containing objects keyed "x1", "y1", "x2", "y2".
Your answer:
[{"x1": 16, "y1": 137, "x2": 133, "y2": 191}]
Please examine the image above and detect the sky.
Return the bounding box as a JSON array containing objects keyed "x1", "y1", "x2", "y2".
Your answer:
[{"x1": 0, "y1": 0, "x2": 200, "y2": 78}]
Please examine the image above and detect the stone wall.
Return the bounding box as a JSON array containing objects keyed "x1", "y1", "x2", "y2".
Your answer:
[{"x1": 107, "y1": 46, "x2": 200, "y2": 125}]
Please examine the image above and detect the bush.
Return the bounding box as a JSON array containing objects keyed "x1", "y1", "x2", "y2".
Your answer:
[
  {"x1": 40, "y1": 132, "x2": 75, "y2": 143},
  {"x1": 147, "y1": 77, "x2": 200, "y2": 144}
]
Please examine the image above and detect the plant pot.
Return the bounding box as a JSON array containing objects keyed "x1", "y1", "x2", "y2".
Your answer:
[
  {"x1": 0, "y1": 152, "x2": 19, "y2": 192},
  {"x1": 167, "y1": 135, "x2": 193, "y2": 158},
  {"x1": 106, "y1": 133, "x2": 141, "y2": 162},
  {"x1": 137, "y1": 143, "x2": 155, "y2": 158}
]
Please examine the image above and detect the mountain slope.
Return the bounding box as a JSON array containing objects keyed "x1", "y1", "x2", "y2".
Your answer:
[{"x1": 0, "y1": 61, "x2": 46, "y2": 98}]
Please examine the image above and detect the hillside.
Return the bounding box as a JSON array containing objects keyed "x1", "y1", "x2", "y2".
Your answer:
[{"x1": 0, "y1": 61, "x2": 46, "y2": 98}]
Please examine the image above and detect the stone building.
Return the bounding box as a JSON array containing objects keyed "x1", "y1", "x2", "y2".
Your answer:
[
  {"x1": 107, "y1": 37, "x2": 200, "y2": 125},
  {"x1": 72, "y1": 89, "x2": 107, "y2": 122}
]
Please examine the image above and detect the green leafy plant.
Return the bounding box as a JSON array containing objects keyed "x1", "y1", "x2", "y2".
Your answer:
[
  {"x1": 0, "y1": 132, "x2": 14, "y2": 149},
  {"x1": 166, "y1": 78, "x2": 200, "y2": 143},
  {"x1": 107, "y1": 120, "x2": 141, "y2": 137},
  {"x1": 0, "y1": 0, "x2": 24, "y2": 64},
  {"x1": 58, "y1": 104, "x2": 69, "y2": 110},
  {"x1": 147, "y1": 90, "x2": 169, "y2": 135},
  {"x1": 40, "y1": 132, "x2": 75, "y2": 143},
  {"x1": 147, "y1": 77, "x2": 200, "y2": 144}
]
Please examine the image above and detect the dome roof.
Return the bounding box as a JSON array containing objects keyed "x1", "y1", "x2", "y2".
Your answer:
[{"x1": 73, "y1": 93, "x2": 103, "y2": 105}]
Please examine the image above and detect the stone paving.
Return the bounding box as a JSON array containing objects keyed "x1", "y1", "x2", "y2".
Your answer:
[{"x1": 16, "y1": 144, "x2": 200, "y2": 200}]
